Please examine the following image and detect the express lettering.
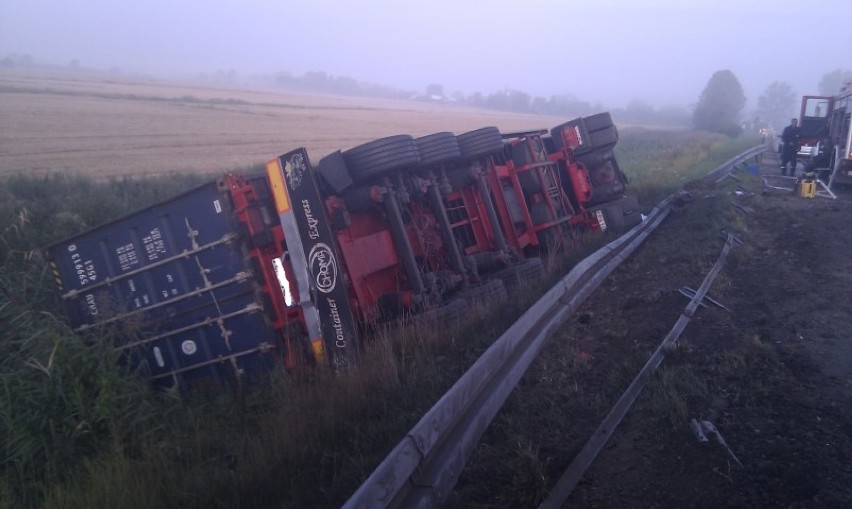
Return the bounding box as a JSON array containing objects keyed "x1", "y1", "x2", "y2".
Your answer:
[{"x1": 302, "y1": 199, "x2": 320, "y2": 240}]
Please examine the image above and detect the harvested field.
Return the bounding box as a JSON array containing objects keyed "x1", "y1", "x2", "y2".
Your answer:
[{"x1": 0, "y1": 68, "x2": 563, "y2": 178}]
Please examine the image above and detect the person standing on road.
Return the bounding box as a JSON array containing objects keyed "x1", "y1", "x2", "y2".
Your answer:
[{"x1": 780, "y1": 118, "x2": 801, "y2": 176}]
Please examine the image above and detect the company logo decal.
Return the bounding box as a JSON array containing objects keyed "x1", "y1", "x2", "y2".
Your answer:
[
  {"x1": 284, "y1": 153, "x2": 306, "y2": 190},
  {"x1": 308, "y1": 243, "x2": 337, "y2": 294}
]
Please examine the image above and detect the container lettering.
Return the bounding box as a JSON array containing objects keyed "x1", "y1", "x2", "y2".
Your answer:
[
  {"x1": 84, "y1": 293, "x2": 99, "y2": 316},
  {"x1": 142, "y1": 228, "x2": 167, "y2": 261},
  {"x1": 302, "y1": 199, "x2": 320, "y2": 240},
  {"x1": 71, "y1": 252, "x2": 97, "y2": 286},
  {"x1": 328, "y1": 297, "x2": 346, "y2": 348}
]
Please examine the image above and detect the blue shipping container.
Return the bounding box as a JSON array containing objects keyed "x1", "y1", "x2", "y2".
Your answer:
[{"x1": 47, "y1": 181, "x2": 280, "y2": 389}]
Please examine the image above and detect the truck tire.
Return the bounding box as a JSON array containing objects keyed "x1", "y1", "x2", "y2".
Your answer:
[
  {"x1": 582, "y1": 112, "x2": 614, "y2": 132},
  {"x1": 457, "y1": 127, "x2": 504, "y2": 160},
  {"x1": 415, "y1": 132, "x2": 462, "y2": 167},
  {"x1": 458, "y1": 278, "x2": 508, "y2": 307},
  {"x1": 343, "y1": 135, "x2": 420, "y2": 182},
  {"x1": 490, "y1": 257, "x2": 544, "y2": 292}
]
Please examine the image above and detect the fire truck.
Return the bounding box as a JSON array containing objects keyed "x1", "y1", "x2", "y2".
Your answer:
[
  {"x1": 48, "y1": 113, "x2": 642, "y2": 390},
  {"x1": 799, "y1": 82, "x2": 852, "y2": 186}
]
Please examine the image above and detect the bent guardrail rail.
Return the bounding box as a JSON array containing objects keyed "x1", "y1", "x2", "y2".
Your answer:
[{"x1": 707, "y1": 144, "x2": 766, "y2": 182}]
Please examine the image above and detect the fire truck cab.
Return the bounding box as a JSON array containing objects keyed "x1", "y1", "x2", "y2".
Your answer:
[
  {"x1": 797, "y1": 95, "x2": 833, "y2": 160},
  {"x1": 800, "y1": 83, "x2": 852, "y2": 186}
]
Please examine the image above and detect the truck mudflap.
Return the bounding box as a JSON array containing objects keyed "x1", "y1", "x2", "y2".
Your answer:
[
  {"x1": 585, "y1": 195, "x2": 642, "y2": 233},
  {"x1": 267, "y1": 149, "x2": 360, "y2": 370}
]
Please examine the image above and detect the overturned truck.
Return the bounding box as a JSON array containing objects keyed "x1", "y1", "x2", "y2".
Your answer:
[{"x1": 48, "y1": 113, "x2": 641, "y2": 389}]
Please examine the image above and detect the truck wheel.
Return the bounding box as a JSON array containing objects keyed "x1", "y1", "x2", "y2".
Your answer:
[
  {"x1": 583, "y1": 112, "x2": 614, "y2": 132},
  {"x1": 343, "y1": 135, "x2": 420, "y2": 182},
  {"x1": 457, "y1": 127, "x2": 504, "y2": 160},
  {"x1": 588, "y1": 125, "x2": 618, "y2": 150},
  {"x1": 415, "y1": 132, "x2": 462, "y2": 167},
  {"x1": 490, "y1": 257, "x2": 544, "y2": 292},
  {"x1": 458, "y1": 278, "x2": 508, "y2": 307}
]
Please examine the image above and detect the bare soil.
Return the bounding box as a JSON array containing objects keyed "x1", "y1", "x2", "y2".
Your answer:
[{"x1": 448, "y1": 151, "x2": 852, "y2": 508}]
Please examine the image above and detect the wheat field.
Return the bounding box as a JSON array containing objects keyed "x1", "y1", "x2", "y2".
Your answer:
[{"x1": 0, "y1": 68, "x2": 566, "y2": 178}]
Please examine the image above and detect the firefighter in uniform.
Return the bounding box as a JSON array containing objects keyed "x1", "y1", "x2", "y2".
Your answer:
[{"x1": 779, "y1": 118, "x2": 801, "y2": 176}]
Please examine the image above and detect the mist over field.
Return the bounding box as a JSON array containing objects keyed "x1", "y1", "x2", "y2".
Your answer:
[{"x1": 2, "y1": 0, "x2": 851, "y2": 110}]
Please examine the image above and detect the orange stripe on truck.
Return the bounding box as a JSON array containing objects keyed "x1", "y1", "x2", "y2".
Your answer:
[{"x1": 266, "y1": 159, "x2": 291, "y2": 214}]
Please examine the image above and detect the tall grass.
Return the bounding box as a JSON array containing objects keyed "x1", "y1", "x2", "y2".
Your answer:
[
  {"x1": 0, "y1": 131, "x2": 758, "y2": 508},
  {"x1": 616, "y1": 127, "x2": 759, "y2": 206},
  {"x1": 0, "y1": 193, "x2": 181, "y2": 507}
]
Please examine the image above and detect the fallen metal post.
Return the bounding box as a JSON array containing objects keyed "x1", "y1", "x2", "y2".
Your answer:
[
  {"x1": 735, "y1": 184, "x2": 754, "y2": 197},
  {"x1": 731, "y1": 202, "x2": 753, "y2": 216},
  {"x1": 678, "y1": 286, "x2": 730, "y2": 312},
  {"x1": 539, "y1": 232, "x2": 740, "y2": 509}
]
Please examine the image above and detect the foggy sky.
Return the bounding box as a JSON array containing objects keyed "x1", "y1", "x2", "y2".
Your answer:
[{"x1": 2, "y1": 0, "x2": 850, "y2": 109}]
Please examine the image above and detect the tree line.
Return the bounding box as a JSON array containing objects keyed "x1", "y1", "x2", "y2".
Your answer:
[
  {"x1": 270, "y1": 67, "x2": 852, "y2": 135},
  {"x1": 6, "y1": 52, "x2": 851, "y2": 135},
  {"x1": 693, "y1": 68, "x2": 852, "y2": 136}
]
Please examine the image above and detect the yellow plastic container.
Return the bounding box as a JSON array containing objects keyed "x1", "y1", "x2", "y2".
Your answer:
[{"x1": 798, "y1": 179, "x2": 816, "y2": 198}]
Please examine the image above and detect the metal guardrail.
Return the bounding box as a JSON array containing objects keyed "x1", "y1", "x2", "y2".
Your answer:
[
  {"x1": 342, "y1": 145, "x2": 765, "y2": 509},
  {"x1": 706, "y1": 144, "x2": 766, "y2": 182}
]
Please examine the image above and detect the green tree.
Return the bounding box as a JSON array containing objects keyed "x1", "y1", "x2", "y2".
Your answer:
[
  {"x1": 818, "y1": 69, "x2": 852, "y2": 95},
  {"x1": 757, "y1": 81, "x2": 796, "y2": 131},
  {"x1": 692, "y1": 70, "x2": 746, "y2": 136}
]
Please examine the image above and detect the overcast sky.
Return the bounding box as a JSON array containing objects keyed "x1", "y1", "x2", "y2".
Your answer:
[{"x1": 2, "y1": 0, "x2": 850, "y2": 109}]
